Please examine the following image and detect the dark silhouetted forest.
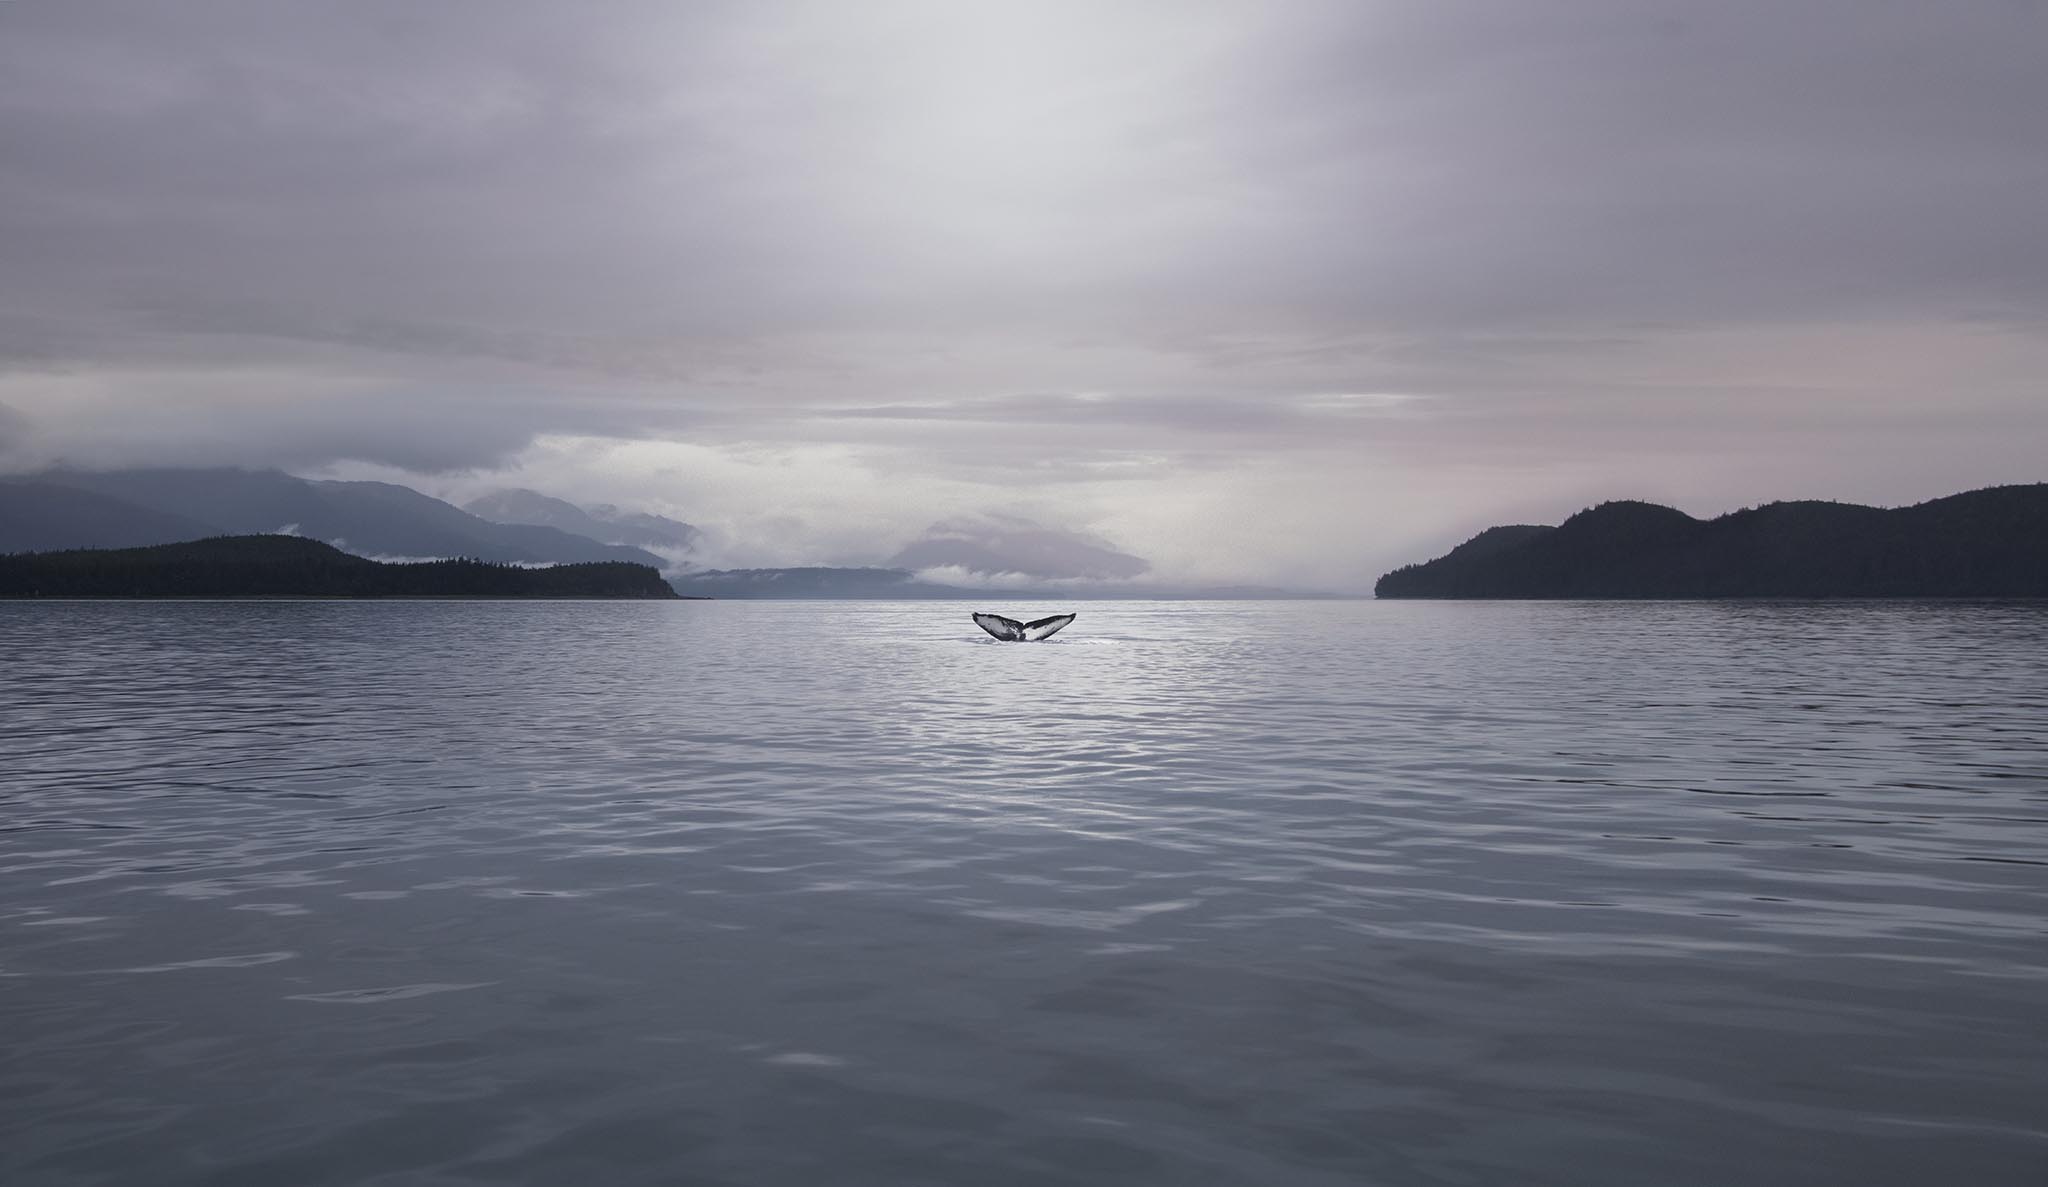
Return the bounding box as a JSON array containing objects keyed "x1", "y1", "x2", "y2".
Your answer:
[
  {"x1": 1376, "y1": 484, "x2": 2048, "y2": 598},
  {"x1": 0, "y1": 535, "x2": 682, "y2": 599}
]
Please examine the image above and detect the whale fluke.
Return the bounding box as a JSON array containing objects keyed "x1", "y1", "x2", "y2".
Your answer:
[{"x1": 972, "y1": 611, "x2": 1076, "y2": 642}]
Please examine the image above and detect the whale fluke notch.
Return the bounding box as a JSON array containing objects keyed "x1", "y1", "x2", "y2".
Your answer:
[{"x1": 972, "y1": 611, "x2": 1076, "y2": 642}]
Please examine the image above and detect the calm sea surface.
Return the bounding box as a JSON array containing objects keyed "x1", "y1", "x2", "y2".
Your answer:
[{"x1": 3, "y1": 600, "x2": 2045, "y2": 1185}]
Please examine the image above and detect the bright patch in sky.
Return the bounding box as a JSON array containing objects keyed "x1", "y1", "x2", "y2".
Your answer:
[{"x1": 1, "y1": 1, "x2": 2043, "y2": 588}]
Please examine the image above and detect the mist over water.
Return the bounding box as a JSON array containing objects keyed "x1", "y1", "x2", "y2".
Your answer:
[{"x1": 3, "y1": 600, "x2": 2045, "y2": 1185}]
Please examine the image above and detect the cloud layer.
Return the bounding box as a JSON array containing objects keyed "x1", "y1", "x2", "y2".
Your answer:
[{"x1": 2, "y1": 1, "x2": 2043, "y2": 588}]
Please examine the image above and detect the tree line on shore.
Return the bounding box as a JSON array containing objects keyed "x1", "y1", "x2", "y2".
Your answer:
[{"x1": 0, "y1": 535, "x2": 680, "y2": 599}]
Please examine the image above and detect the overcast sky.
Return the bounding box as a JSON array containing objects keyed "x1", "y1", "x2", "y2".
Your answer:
[{"x1": 2, "y1": 0, "x2": 2043, "y2": 588}]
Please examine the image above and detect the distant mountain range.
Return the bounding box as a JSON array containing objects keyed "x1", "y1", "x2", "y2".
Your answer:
[
  {"x1": 0, "y1": 535, "x2": 679, "y2": 599},
  {"x1": 2, "y1": 468, "x2": 670, "y2": 567},
  {"x1": 1376, "y1": 484, "x2": 2048, "y2": 598},
  {"x1": 463, "y1": 488, "x2": 701, "y2": 554},
  {"x1": 886, "y1": 514, "x2": 1150, "y2": 581},
  {"x1": 668, "y1": 566, "x2": 1321, "y2": 600},
  {"x1": 0, "y1": 467, "x2": 1313, "y2": 598},
  {"x1": 668, "y1": 567, "x2": 964, "y2": 599}
]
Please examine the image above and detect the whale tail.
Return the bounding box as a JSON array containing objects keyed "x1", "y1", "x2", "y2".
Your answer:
[{"x1": 972, "y1": 612, "x2": 1076, "y2": 642}]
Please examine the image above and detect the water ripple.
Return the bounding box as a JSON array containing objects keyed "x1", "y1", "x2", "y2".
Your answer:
[{"x1": 2, "y1": 599, "x2": 2045, "y2": 1185}]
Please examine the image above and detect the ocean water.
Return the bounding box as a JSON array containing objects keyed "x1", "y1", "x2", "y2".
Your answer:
[{"x1": 2, "y1": 599, "x2": 2045, "y2": 1186}]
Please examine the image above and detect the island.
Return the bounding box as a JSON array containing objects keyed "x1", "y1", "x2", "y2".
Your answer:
[
  {"x1": 1375, "y1": 483, "x2": 2048, "y2": 599},
  {"x1": 0, "y1": 535, "x2": 683, "y2": 599}
]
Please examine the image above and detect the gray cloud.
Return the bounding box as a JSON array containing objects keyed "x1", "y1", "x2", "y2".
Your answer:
[{"x1": 1, "y1": 0, "x2": 2042, "y2": 586}]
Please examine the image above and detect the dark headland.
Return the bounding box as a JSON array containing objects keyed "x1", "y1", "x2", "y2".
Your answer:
[
  {"x1": 0, "y1": 535, "x2": 682, "y2": 599},
  {"x1": 1375, "y1": 484, "x2": 2048, "y2": 599}
]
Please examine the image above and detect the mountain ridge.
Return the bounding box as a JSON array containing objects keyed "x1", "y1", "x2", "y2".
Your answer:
[
  {"x1": 464, "y1": 488, "x2": 701, "y2": 553},
  {"x1": 6, "y1": 469, "x2": 666, "y2": 567},
  {"x1": 668, "y1": 565, "x2": 1327, "y2": 600},
  {"x1": 0, "y1": 535, "x2": 680, "y2": 599},
  {"x1": 1375, "y1": 484, "x2": 2048, "y2": 598}
]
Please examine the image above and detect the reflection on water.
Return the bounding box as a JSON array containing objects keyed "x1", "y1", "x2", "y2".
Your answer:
[{"x1": 2, "y1": 600, "x2": 2046, "y2": 1185}]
